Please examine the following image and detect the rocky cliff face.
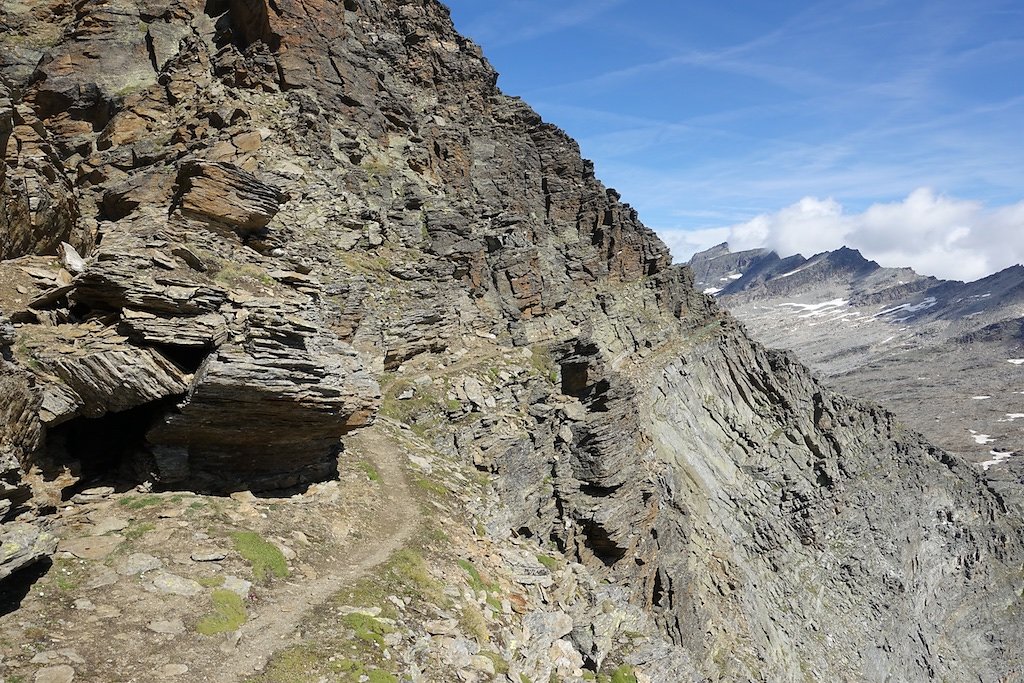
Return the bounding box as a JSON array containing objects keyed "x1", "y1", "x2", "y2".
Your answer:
[
  {"x1": 689, "y1": 243, "x2": 1024, "y2": 511},
  {"x1": 1, "y1": 0, "x2": 1023, "y2": 681}
]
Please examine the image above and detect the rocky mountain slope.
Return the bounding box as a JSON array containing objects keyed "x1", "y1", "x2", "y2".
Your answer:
[
  {"x1": 689, "y1": 243, "x2": 1024, "y2": 477},
  {"x1": 2, "y1": 1, "x2": 1023, "y2": 681}
]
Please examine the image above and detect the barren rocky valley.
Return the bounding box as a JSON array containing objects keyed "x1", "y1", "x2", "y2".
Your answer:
[{"x1": 2, "y1": 1, "x2": 1024, "y2": 682}]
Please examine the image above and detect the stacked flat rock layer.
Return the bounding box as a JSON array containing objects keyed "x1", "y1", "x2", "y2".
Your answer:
[{"x1": 0, "y1": 0, "x2": 1021, "y2": 680}]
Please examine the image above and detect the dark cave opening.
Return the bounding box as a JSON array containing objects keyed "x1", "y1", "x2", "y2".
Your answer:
[
  {"x1": 46, "y1": 398, "x2": 181, "y2": 498},
  {"x1": 579, "y1": 518, "x2": 627, "y2": 567},
  {"x1": 151, "y1": 344, "x2": 209, "y2": 374},
  {"x1": 560, "y1": 361, "x2": 589, "y2": 397}
]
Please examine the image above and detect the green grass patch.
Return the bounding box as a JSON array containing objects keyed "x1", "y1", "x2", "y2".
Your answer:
[
  {"x1": 529, "y1": 345, "x2": 558, "y2": 384},
  {"x1": 119, "y1": 495, "x2": 162, "y2": 510},
  {"x1": 213, "y1": 262, "x2": 274, "y2": 288},
  {"x1": 358, "y1": 461, "x2": 381, "y2": 482},
  {"x1": 338, "y1": 548, "x2": 445, "y2": 616},
  {"x1": 537, "y1": 554, "x2": 559, "y2": 572},
  {"x1": 198, "y1": 575, "x2": 225, "y2": 588},
  {"x1": 53, "y1": 558, "x2": 85, "y2": 592},
  {"x1": 479, "y1": 650, "x2": 509, "y2": 674},
  {"x1": 457, "y1": 559, "x2": 499, "y2": 594},
  {"x1": 603, "y1": 665, "x2": 638, "y2": 683},
  {"x1": 231, "y1": 531, "x2": 289, "y2": 582},
  {"x1": 123, "y1": 521, "x2": 155, "y2": 541},
  {"x1": 261, "y1": 644, "x2": 320, "y2": 683},
  {"x1": 196, "y1": 589, "x2": 247, "y2": 635},
  {"x1": 414, "y1": 477, "x2": 447, "y2": 496},
  {"x1": 330, "y1": 660, "x2": 397, "y2": 683},
  {"x1": 460, "y1": 603, "x2": 490, "y2": 643},
  {"x1": 341, "y1": 612, "x2": 394, "y2": 648}
]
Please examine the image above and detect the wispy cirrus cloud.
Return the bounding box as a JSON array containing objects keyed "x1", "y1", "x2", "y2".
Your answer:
[{"x1": 454, "y1": 0, "x2": 628, "y2": 48}]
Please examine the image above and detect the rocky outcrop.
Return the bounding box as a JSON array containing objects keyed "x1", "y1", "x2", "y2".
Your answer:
[
  {"x1": 171, "y1": 161, "x2": 288, "y2": 240},
  {"x1": 0, "y1": 80, "x2": 82, "y2": 260},
  {"x1": 0, "y1": 522, "x2": 56, "y2": 581},
  {"x1": 1, "y1": 0, "x2": 1023, "y2": 680},
  {"x1": 688, "y1": 243, "x2": 1024, "y2": 477},
  {"x1": 148, "y1": 301, "x2": 380, "y2": 488},
  {"x1": 0, "y1": 314, "x2": 40, "y2": 522}
]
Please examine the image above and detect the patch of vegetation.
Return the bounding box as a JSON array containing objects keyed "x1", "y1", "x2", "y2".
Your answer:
[
  {"x1": 479, "y1": 650, "x2": 509, "y2": 674},
  {"x1": 457, "y1": 559, "x2": 499, "y2": 595},
  {"x1": 536, "y1": 554, "x2": 559, "y2": 572},
  {"x1": 595, "y1": 665, "x2": 638, "y2": 683},
  {"x1": 260, "y1": 644, "x2": 320, "y2": 683},
  {"x1": 53, "y1": 558, "x2": 86, "y2": 592},
  {"x1": 414, "y1": 477, "x2": 448, "y2": 496},
  {"x1": 196, "y1": 589, "x2": 247, "y2": 635},
  {"x1": 529, "y1": 345, "x2": 558, "y2": 384},
  {"x1": 358, "y1": 461, "x2": 381, "y2": 482},
  {"x1": 339, "y1": 548, "x2": 445, "y2": 615},
  {"x1": 231, "y1": 531, "x2": 289, "y2": 582},
  {"x1": 360, "y1": 155, "x2": 393, "y2": 176},
  {"x1": 123, "y1": 521, "x2": 155, "y2": 541},
  {"x1": 341, "y1": 612, "x2": 394, "y2": 648},
  {"x1": 458, "y1": 558, "x2": 503, "y2": 613},
  {"x1": 331, "y1": 660, "x2": 397, "y2": 683},
  {"x1": 118, "y1": 494, "x2": 163, "y2": 510},
  {"x1": 213, "y1": 262, "x2": 274, "y2": 288},
  {"x1": 460, "y1": 603, "x2": 490, "y2": 643},
  {"x1": 198, "y1": 575, "x2": 226, "y2": 588}
]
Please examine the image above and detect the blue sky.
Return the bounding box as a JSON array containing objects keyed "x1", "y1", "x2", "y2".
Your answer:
[{"x1": 443, "y1": 1, "x2": 1024, "y2": 280}]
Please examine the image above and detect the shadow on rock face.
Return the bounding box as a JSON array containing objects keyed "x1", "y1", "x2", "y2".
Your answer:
[{"x1": 0, "y1": 557, "x2": 51, "y2": 617}]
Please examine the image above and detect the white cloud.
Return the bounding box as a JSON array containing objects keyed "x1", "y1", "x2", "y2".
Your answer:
[{"x1": 663, "y1": 188, "x2": 1024, "y2": 281}]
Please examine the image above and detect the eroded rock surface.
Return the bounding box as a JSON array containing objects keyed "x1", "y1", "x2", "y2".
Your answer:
[{"x1": 0, "y1": 0, "x2": 1022, "y2": 681}]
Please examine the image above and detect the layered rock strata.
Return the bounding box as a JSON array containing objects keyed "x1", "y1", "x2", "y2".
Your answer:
[{"x1": 0, "y1": 0, "x2": 1021, "y2": 680}]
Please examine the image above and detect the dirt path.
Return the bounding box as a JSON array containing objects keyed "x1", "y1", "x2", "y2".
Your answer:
[{"x1": 214, "y1": 424, "x2": 421, "y2": 681}]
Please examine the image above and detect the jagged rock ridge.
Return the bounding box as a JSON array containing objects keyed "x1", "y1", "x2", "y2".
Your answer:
[
  {"x1": 0, "y1": 0, "x2": 1022, "y2": 680},
  {"x1": 689, "y1": 242, "x2": 1024, "y2": 494}
]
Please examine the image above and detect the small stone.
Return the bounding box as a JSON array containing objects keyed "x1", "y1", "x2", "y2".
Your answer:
[
  {"x1": 34, "y1": 665, "x2": 75, "y2": 683},
  {"x1": 118, "y1": 553, "x2": 163, "y2": 576},
  {"x1": 158, "y1": 664, "x2": 189, "y2": 677},
  {"x1": 147, "y1": 618, "x2": 185, "y2": 635},
  {"x1": 190, "y1": 550, "x2": 227, "y2": 562},
  {"x1": 84, "y1": 568, "x2": 119, "y2": 589},
  {"x1": 58, "y1": 242, "x2": 86, "y2": 274},
  {"x1": 72, "y1": 598, "x2": 95, "y2": 611},
  {"x1": 469, "y1": 655, "x2": 496, "y2": 676},
  {"x1": 271, "y1": 540, "x2": 296, "y2": 560},
  {"x1": 94, "y1": 605, "x2": 122, "y2": 619},
  {"x1": 150, "y1": 571, "x2": 203, "y2": 596},
  {"x1": 59, "y1": 534, "x2": 123, "y2": 560},
  {"x1": 88, "y1": 517, "x2": 129, "y2": 535},
  {"x1": 425, "y1": 619, "x2": 458, "y2": 636},
  {"x1": 223, "y1": 575, "x2": 252, "y2": 598},
  {"x1": 72, "y1": 486, "x2": 114, "y2": 503}
]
